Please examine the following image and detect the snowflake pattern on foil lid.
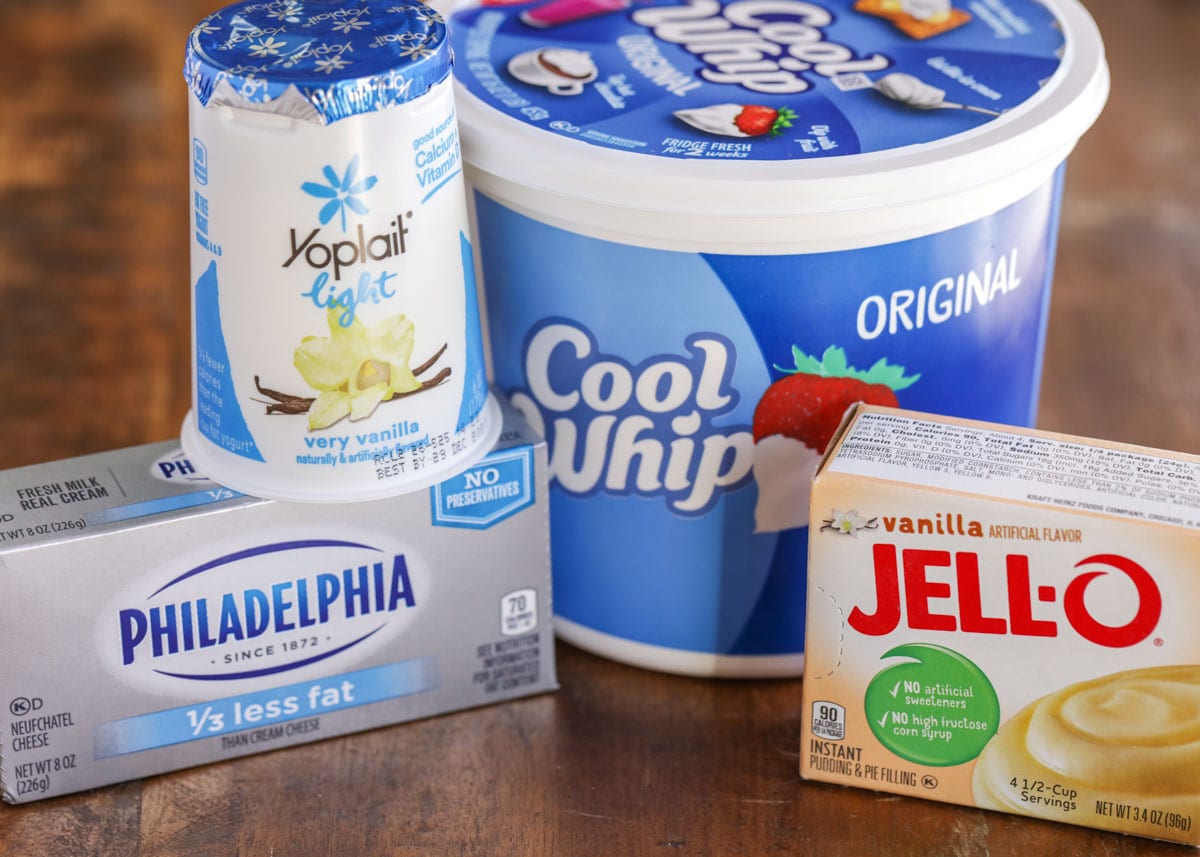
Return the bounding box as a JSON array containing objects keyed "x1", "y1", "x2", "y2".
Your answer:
[{"x1": 185, "y1": 0, "x2": 450, "y2": 124}]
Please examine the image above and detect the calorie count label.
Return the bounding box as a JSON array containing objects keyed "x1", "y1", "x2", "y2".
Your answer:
[
  {"x1": 829, "y1": 411, "x2": 1200, "y2": 527},
  {"x1": 811, "y1": 700, "x2": 846, "y2": 741}
]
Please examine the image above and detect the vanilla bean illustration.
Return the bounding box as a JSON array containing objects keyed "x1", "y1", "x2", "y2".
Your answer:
[
  {"x1": 413, "y1": 343, "x2": 447, "y2": 376},
  {"x1": 254, "y1": 343, "x2": 452, "y2": 417}
]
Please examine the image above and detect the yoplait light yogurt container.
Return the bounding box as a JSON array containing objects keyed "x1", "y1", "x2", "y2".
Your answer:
[
  {"x1": 449, "y1": 0, "x2": 1108, "y2": 676},
  {"x1": 181, "y1": 0, "x2": 501, "y2": 503}
]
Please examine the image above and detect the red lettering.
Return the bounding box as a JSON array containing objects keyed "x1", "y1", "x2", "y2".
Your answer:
[
  {"x1": 847, "y1": 545, "x2": 901, "y2": 635},
  {"x1": 1064, "y1": 554, "x2": 1162, "y2": 647},
  {"x1": 844, "y1": 548, "x2": 1160, "y2": 647},
  {"x1": 955, "y1": 553, "x2": 1007, "y2": 634},
  {"x1": 903, "y1": 550, "x2": 956, "y2": 631},
  {"x1": 1006, "y1": 555, "x2": 1057, "y2": 637}
]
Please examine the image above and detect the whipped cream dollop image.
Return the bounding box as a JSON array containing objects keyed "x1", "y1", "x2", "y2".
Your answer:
[
  {"x1": 751, "y1": 435, "x2": 823, "y2": 533},
  {"x1": 675, "y1": 104, "x2": 753, "y2": 138},
  {"x1": 875, "y1": 73, "x2": 1003, "y2": 116},
  {"x1": 537, "y1": 48, "x2": 596, "y2": 79},
  {"x1": 674, "y1": 103, "x2": 796, "y2": 138},
  {"x1": 900, "y1": 0, "x2": 952, "y2": 21},
  {"x1": 507, "y1": 47, "x2": 598, "y2": 96},
  {"x1": 875, "y1": 72, "x2": 948, "y2": 109},
  {"x1": 857, "y1": 0, "x2": 969, "y2": 39}
]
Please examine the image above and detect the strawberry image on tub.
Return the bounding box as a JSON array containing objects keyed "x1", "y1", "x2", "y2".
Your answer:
[{"x1": 751, "y1": 346, "x2": 918, "y2": 533}]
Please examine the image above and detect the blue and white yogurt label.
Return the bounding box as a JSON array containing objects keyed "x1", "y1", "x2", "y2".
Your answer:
[
  {"x1": 452, "y1": 0, "x2": 1066, "y2": 158},
  {"x1": 186, "y1": 75, "x2": 498, "y2": 500}
]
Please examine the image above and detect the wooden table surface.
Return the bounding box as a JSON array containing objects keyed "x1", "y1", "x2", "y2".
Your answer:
[{"x1": 0, "y1": 0, "x2": 1197, "y2": 854}]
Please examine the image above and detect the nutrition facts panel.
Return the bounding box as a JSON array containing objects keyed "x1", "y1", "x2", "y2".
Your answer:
[{"x1": 826, "y1": 409, "x2": 1200, "y2": 528}]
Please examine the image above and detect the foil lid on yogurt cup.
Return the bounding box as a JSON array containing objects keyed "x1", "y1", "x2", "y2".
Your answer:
[{"x1": 185, "y1": 0, "x2": 452, "y2": 124}]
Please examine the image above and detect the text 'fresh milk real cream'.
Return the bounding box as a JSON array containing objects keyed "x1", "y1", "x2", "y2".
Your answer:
[
  {"x1": 449, "y1": 0, "x2": 1108, "y2": 675},
  {"x1": 182, "y1": 0, "x2": 500, "y2": 503},
  {"x1": 0, "y1": 397, "x2": 553, "y2": 803},
  {"x1": 803, "y1": 405, "x2": 1200, "y2": 846}
]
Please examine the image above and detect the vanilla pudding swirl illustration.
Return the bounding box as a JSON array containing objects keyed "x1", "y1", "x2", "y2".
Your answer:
[{"x1": 973, "y1": 665, "x2": 1200, "y2": 833}]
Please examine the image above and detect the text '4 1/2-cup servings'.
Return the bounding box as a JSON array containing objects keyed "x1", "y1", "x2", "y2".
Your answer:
[
  {"x1": 802, "y1": 405, "x2": 1200, "y2": 846},
  {"x1": 181, "y1": 0, "x2": 500, "y2": 503},
  {"x1": 450, "y1": 0, "x2": 1108, "y2": 676}
]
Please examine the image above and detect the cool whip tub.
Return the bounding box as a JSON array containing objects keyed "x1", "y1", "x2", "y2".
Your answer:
[
  {"x1": 802, "y1": 405, "x2": 1200, "y2": 845},
  {"x1": 182, "y1": 0, "x2": 500, "y2": 503},
  {"x1": 450, "y1": 0, "x2": 1108, "y2": 676}
]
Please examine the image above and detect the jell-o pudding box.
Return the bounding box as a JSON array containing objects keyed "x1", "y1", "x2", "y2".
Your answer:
[
  {"x1": 802, "y1": 405, "x2": 1200, "y2": 846},
  {"x1": 449, "y1": 0, "x2": 1108, "y2": 675}
]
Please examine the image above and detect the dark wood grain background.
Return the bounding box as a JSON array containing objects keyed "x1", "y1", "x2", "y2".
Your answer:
[{"x1": 1, "y1": 0, "x2": 1197, "y2": 854}]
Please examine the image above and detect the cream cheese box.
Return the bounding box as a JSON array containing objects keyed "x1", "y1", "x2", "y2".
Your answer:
[
  {"x1": 0, "y1": 398, "x2": 553, "y2": 803},
  {"x1": 801, "y1": 405, "x2": 1200, "y2": 846}
]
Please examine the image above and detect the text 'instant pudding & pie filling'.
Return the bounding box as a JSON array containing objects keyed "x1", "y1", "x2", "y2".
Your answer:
[{"x1": 802, "y1": 406, "x2": 1200, "y2": 845}]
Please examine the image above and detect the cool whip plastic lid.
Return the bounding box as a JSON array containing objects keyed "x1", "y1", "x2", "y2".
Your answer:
[
  {"x1": 450, "y1": 0, "x2": 1108, "y2": 227},
  {"x1": 186, "y1": 0, "x2": 451, "y2": 124}
]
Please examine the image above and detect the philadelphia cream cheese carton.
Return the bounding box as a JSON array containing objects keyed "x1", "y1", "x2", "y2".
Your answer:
[
  {"x1": 801, "y1": 405, "x2": 1200, "y2": 846},
  {"x1": 0, "y1": 400, "x2": 553, "y2": 803}
]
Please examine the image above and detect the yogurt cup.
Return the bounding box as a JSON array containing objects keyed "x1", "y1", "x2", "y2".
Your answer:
[
  {"x1": 450, "y1": 0, "x2": 1108, "y2": 676},
  {"x1": 181, "y1": 0, "x2": 500, "y2": 504}
]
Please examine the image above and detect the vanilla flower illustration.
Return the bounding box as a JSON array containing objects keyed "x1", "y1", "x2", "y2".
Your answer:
[
  {"x1": 315, "y1": 55, "x2": 351, "y2": 75},
  {"x1": 249, "y1": 36, "x2": 288, "y2": 57},
  {"x1": 414, "y1": 7, "x2": 444, "y2": 24},
  {"x1": 400, "y1": 42, "x2": 436, "y2": 60},
  {"x1": 332, "y1": 17, "x2": 369, "y2": 33},
  {"x1": 301, "y1": 155, "x2": 377, "y2": 232},
  {"x1": 294, "y1": 308, "x2": 422, "y2": 430},
  {"x1": 822, "y1": 509, "x2": 877, "y2": 537},
  {"x1": 268, "y1": 2, "x2": 304, "y2": 22}
]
